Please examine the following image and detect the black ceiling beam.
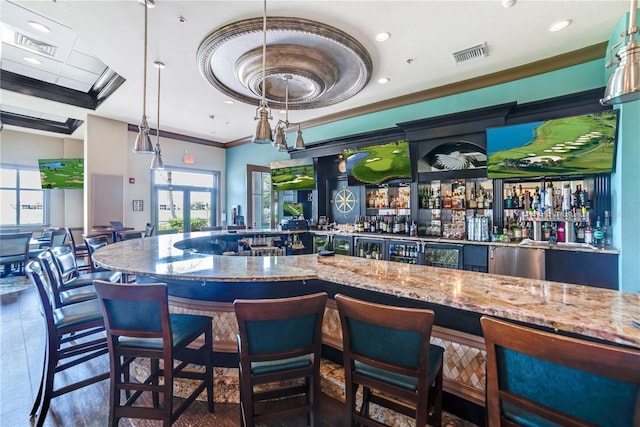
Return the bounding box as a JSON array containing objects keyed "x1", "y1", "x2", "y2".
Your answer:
[
  {"x1": 1, "y1": 111, "x2": 83, "y2": 135},
  {"x1": 0, "y1": 68, "x2": 125, "y2": 110}
]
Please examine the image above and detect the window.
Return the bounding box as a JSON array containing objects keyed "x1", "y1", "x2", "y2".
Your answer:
[
  {"x1": 247, "y1": 165, "x2": 274, "y2": 229},
  {"x1": 152, "y1": 167, "x2": 220, "y2": 233},
  {"x1": 0, "y1": 164, "x2": 48, "y2": 226}
]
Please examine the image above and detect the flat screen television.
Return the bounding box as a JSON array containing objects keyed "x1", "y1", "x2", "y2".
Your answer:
[
  {"x1": 282, "y1": 202, "x2": 304, "y2": 217},
  {"x1": 345, "y1": 140, "x2": 411, "y2": 186},
  {"x1": 38, "y1": 158, "x2": 84, "y2": 189},
  {"x1": 486, "y1": 111, "x2": 618, "y2": 179},
  {"x1": 270, "y1": 157, "x2": 316, "y2": 191}
]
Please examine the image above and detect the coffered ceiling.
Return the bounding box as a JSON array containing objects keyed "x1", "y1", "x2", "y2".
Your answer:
[{"x1": 0, "y1": 1, "x2": 631, "y2": 146}]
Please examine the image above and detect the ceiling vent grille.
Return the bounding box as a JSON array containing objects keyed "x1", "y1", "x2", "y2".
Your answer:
[
  {"x1": 14, "y1": 32, "x2": 57, "y2": 57},
  {"x1": 452, "y1": 43, "x2": 487, "y2": 65}
]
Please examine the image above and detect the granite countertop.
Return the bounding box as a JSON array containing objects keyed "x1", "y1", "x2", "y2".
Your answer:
[
  {"x1": 309, "y1": 230, "x2": 619, "y2": 254},
  {"x1": 92, "y1": 233, "x2": 639, "y2": 349}
]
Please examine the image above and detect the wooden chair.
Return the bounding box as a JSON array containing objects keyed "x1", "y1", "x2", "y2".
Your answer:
[
  {"x1": 29, "y1": 228, "x2": 67, "y2": 260},
  {"x1": 51, "y1": 246, "x2": 121, "y2": 289},
  {"x1": 481, "y1": 316, "x2": 640, "y2": 427},
  {"x1": 233, "y1": 292, "x2": 327, "y2": 427},
  {"x1": 144, "y1": 223, "x2": 156, "y2": 237},
  {"x1": 37, "y1": 250, "x2": 97, "y2": 308},
  {"x1": 118, "y1": 230, "x2": 143, "y2": 241},
  {"x1": 25, "y1": 261, "x2": 109, "y2": 427},
  {"x1": 0, "y1": 231, "x2": 32, "y2": 276},
  {"x1": 93, "y1": 280, "x2": 214, "y2": 426},
  {"x1": 84, "y1": 235, "x2": 111, "y2": 273},
  {"x1": 65, "y1": 227, "x2": 90, "y2": 272},
  {"x1": 335, "y1": 294, "x2": 444, "y2": 427}
]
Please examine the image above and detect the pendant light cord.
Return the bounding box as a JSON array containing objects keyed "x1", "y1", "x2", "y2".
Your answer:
[
  {"x1": 156, "y1": 63, "x2": 161, "y2": 146},
  {"x1": 260, "y1": 0, "x2": 267, "y2": 108},
  {"x1": 142, "y1": 2, "x2": 148, "y2": 119}
]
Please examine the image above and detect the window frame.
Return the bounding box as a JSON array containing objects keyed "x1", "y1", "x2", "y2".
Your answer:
[{"x1": 0, "y1": 163, "x2": 50, "y2": 229}]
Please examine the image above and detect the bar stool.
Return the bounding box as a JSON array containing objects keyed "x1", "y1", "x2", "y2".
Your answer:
[
  {"x1": 50, "y1": 246, "x2": 121, "y2": 288},
  {"x1": 84, "y1": 235, "x2": 112, "y2": 272},
  {"x1": 335, "y1": 294, "x2": 444, "y2": 427},
  {"x1": 93, "y1": 280, "x2": 214, "y2": 426},
  {"x1": 25, "y1": 261, "x2": 109, "y2": 427},
  {"x1": 233, "y1": 292, "x2": 328, "y2": 427},
  {"x1": 38, "y1": 250, "x2": 97, "y2": 308},
  {"x1": 65, "y1": 227, "x2": 90, "y2": 272},
  {"x1": 481, "y1": 316, "x2": 640, "y2": 427}
]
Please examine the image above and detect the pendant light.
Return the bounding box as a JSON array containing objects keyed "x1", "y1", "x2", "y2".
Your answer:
[
  {"x1": 252, "y1": 0, "x2": 273, "y2": 144},
  {"x1": 133, "y1": 1, "x2": 154, "y2": 153},
  {"x1": 273, "y1": 74, "x2": 306, "y2": 151},
  {"x1": 294, "y1": 124, "x2": 305, "y2": 150},
  {"x1": 274, "y1": 75, "x2": 291, "y2": 152},
  {"x1": 601, "y1": 0, "x2": 640, "y2": 105},
  {"x1": 150, "y1": 61, "x2": 165, "y2": 170}
]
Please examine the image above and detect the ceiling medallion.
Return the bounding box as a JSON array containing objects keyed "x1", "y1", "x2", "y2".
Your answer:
[{"x1": 197, "y1": 17, "x2": 372, "y2": 110}]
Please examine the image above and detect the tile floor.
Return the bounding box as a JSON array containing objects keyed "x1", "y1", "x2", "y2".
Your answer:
[{"x1": 0, "y1": 285, "x2": 478, "y2": 427}]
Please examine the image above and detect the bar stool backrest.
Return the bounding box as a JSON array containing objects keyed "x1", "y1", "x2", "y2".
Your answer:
[{"x1": 481, "y1": 316, "x2": 640, "y2": 427}]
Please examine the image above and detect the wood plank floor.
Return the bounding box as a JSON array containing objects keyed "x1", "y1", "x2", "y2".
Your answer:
[{"x1": 0, "y1": 286, "x2": 477, "y2": 427}]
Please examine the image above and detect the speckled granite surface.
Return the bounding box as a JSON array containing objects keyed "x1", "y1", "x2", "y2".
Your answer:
[{"x1": 93, "y1": 233, "x2": 640, "y2": 349}]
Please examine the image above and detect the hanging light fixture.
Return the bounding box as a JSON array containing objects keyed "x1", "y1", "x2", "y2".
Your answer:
[
  {"x1": 601, "y1": 0, "x2": 640, "y2": 105},
  {"x1": 273, "y1": 74, "x2": 306, "y2": 152},
  {"x1": 294, "y1": 124, "x2": 305, "y2": 150},
  {"x1": 252, "y1": 0, "x2": 273, "y2": 144},
  {"x1": 133, "y1": 1, "x2": 154, "y2": 153},
  {"x1": 150, "y1": 61, "x2": 165, "y2": 170},
  {"x1": 274, "y1": 75, "x2": 291, "y2": 152}
]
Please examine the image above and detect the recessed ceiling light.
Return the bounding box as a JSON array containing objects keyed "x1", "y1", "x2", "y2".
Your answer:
[
  {"x1": 28, "y1": 21, "x2": 50, "y2": 33},
  {"x1": 549, "y1": 19, "x2": 572, "y2": 32},
  {"x1": 24, "y1": 56, "x2": 41, "y2": 65},
  {"x1": 224, "y1": 99, "x2": 234, "y2": 105},
  {"x1": 375, "y1": 32, "x2": 391, "y2": 42},
  {"x1": 501, "y1": 0, "x2": 517, "y2": 8},
  {"x1": 378, "y1": 77, "x2": 390, "y2": 84}
]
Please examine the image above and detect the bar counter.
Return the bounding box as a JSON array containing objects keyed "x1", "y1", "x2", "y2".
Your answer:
[{"x1": 92, "y1": 232, "x2": 639, "y2": 349}]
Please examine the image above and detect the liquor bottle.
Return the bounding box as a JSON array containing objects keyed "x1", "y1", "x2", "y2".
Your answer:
[
  {"x1": 593, "y1": 216, "x2": 604, "y2": 247},
  {"x1": 575, "y1": 221, "x2": 585, "y2": 243},
  {"x1": 584, "y1": 220, "x2": 593, "y2": 244},
  {"x1": 603, "y1": 210, "x2": 612, "y2": 247}
]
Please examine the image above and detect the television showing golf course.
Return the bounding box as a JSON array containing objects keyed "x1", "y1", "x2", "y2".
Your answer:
[
  {"x1": 270, "y1": 157, "x2": 316, "y2": 191},
  {"x1": 486, "y1": 111, "x2": 618, "y2": 179},
  {"x1": 38, "y1": 158, "x2": 84, "y2": 189},
  {"x1": 282, "y1": 202, "x2": 304, "y2": 217},
  {"x1": 345, "y1": 140, "x2": 411, "y2": 185}
]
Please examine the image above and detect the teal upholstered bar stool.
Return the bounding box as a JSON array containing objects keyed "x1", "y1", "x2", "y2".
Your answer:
[
  {"x1": 93, "y1": 280, "x2": 214, "y2": 427},
  {"x1": 481, "y1": 316, "x2": 640, "y2": 427},
  {"x1": 233, "y1": 292, "x2": 328, "y2": 427},
  {"x1": 335, "y1": 294, "x2": 444, "y2": 427},
  {"x1": 25, "y1": 261, "x2": 108, "y2": 427}
]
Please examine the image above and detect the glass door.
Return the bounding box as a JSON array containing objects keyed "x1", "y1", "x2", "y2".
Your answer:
[{"x1": 153, "y1": 168, "x2": 218, "y2": 233}]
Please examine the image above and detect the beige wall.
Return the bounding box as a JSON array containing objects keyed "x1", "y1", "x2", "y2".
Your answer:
[
  {"x1": 1, "y1": 116, "x2": 226, "y2": 233},
  {"x1": 0, "y1": 129, "x2": 83, "y2": 229}
]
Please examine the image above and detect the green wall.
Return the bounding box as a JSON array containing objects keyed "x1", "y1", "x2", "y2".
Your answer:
[{"x1": 226, "y1": 59, "x2": 640, "y2": 292}]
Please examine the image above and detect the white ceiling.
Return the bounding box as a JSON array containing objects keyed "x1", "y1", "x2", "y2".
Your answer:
[{"x1": 0, "y1": 0, "x2": 631, "y2": 145}]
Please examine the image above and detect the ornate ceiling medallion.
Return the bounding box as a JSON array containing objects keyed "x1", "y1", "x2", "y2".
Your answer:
[{"x1": 197, "y1": 17, "x2": 372, "y2": 110}]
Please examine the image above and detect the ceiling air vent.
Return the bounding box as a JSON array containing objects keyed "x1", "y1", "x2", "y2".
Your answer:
[
  {"x1": 14, "y1": 32, "x2": 57, "y2": 57},
  {"x1": 452, "y1": 43, "x2": 487, "y2": 65}
]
